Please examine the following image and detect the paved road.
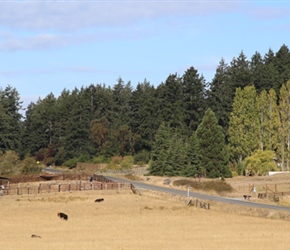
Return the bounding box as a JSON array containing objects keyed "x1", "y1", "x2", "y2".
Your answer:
[
  {"x1": 42, "y1": 168, "x2": 64, "y2": 174},
  {"x1": 105, "y1": 175, "x2": 290, "y2": 213}
]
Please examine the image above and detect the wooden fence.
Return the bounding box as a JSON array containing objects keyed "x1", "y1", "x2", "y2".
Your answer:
[{"x1": 0, "y1": 175, "x2": 132, "y2": 196}]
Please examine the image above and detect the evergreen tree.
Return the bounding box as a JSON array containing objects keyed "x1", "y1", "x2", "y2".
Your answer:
[
  {"x1": 21, "y1": 93, "x2": 57, "y2": 159},
  {"x1": 164, "y1": 132, "x2": 188, "y2": 176},
  {"x1": 229, "y1": 51, "x2": 252, "y2": 91},
  {"x1": 130, "y1": 80, "x2": 159, "y2": 152},
  {"x1": 182, "y1": 66, "x2": 207, "y2": 133},
  {"x1": 183, "y1": 132, "x2": 202, "y2": 177},
  {"x1": 155, "y1": 74, "x2": 184, "y2": 129},
  {"x1": 250, "y1": 51, "x2": 271, "y2": 93},
  {"x1": 195, "y1": 108, "x2": 231, "y2": 178},
  {"x1": 62, "y1": 88, "x2": 94, "y2": 159},
  {"x1": 111, "y1": 78, "x2": 133, "y2": 127},
  {"x1": 274, "y1": 44, "x2": 290, "y2": 92},
  {"x1": 262, "y1": 48, "x2": 280, "y2": 95},
  {"x1": 0, "y1": 85, "x2": 23, "y2": 153},
  {"x1": 148, "y1": 122, "x2": 172, "y2": 176},
  {"x1": 207, "y1": 58, "x2": 232, "y2": 138}
]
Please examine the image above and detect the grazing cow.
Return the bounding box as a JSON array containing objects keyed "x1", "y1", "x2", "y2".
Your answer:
[
  {"x1": 95, "y1": 198, "x2": 104, "y2": 202},
  {"x1": 57, "y1": 212, "x2": 68, "y2": 220},
  {"x1": 243, "y1": 195, "x2": 251, "y2": 200},
  {"x1": 31, "y1": 234, "x2": 41, "y2": 238}
]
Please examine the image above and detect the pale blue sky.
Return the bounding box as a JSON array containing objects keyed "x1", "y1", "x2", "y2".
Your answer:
[{"x1": 0, "y1": 0, "x2": 289, "y2": 109}]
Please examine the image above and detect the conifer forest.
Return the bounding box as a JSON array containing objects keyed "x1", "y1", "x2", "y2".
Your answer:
[{"x1": 1, "y1": 44, "x2": 290, "y2": 178}]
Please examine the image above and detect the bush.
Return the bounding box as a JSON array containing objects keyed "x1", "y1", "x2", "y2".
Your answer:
[
  {"x1": 106, "y1": 163, "x2": 120, "y2": 170},
  {"x1": 0, "y1": 150, "x2": 20, "y2": 175},
  {"x1": 63, "y1": 157, "x2": 79, "y2": 169},
  {"x1": 134, "y1": 150, "x2": 150, "y2": 165},
  {"x1": 21, "y1": 157, "x2": 42, "y2": 174},
  {"x1": 54, "y1": 147, "x2": 66, "y2": 166},
  {"x1": 78, "y1": 154, "x2": 91, "y2": 163},
  {"x1": 203, "y1": 180, "x2": 233, "y2": 193},
  {"x1": 110, "y1": 156, "x2": 123, "y2": 164},
  {"x1": 244, "y1": 150, "x2": 277, "y2": 175},
  {"x1": 120, "y1": 156, "x2": 134, "y2": 169},
  {"x1": 173, "y1": 179, "x2": 234, "y2": 194},
  {"x1": 92, "y1": 155, "x2": 110, "y2": 164}
]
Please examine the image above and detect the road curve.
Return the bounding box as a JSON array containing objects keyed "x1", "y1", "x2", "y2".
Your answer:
[{"x1": 105, "y1": 175, "x2": 290, "y2": 213}]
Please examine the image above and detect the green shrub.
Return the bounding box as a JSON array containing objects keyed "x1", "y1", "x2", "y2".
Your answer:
[
  {"x1": 78, "y1": 154, "x2": 91, "y2": 163},
  {"x1": 134, "y1": 150, "x2": 150, "y2": 165},
  {"x1": 244, "y1": 150, "x2": 278, "y2": 176},
  {"x1": 92, "y1": 155, "x2": 110, "y2": 164},
  {"x1": 0, "y1": 150, "x2": 20, "y2": 175},
  {"x1": 63, "y1": 157, "x2": 79, "y2": 169},
  {"x1": 106, "y1": 162, "x2": 120, "y2": 170},
  {"x1": 120, "y1": 156, "x2": 134, "y2": 169},
  {"x1": 21, "y1": 157, "x2": 42, "y2": 174}
]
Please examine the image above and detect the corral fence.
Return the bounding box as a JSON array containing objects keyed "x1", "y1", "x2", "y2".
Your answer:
[
  {"x1": 0, "y1": 175, "x2": 133, "y2": 196},
  {"x1": 257, "y1": 184, "x2": 290, "y2": 203}
]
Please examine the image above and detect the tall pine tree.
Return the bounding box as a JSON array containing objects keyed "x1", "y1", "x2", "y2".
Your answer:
[{"x1": 195, "y1": 108, "x2": 231, "y2": 178}]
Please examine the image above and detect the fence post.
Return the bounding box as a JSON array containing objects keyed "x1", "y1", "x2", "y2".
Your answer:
[
  {"x1": 38, "y1": 184, "x2": 41, "y2": 194},
  {"x1": 68, "y1": 183, "x2": 70, "y2": 192},
  {"x1": 58, "y1": 184, "x2": 61, "y2": 192},
  {"x1": 17, "y1": 185, "x2": 20, "y2": 195},
  {"x1": 27, "y1": 185, "x2": 30, "y2": 195}
]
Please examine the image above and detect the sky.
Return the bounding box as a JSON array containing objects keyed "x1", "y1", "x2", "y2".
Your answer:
[{"x1": 0, "y1": 0, "x2": 290, "y2": 110}]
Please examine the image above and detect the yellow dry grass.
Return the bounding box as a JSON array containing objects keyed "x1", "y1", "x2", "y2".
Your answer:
[{"x1": 1, "y1": 189, "x2": 290, "y2": 250}]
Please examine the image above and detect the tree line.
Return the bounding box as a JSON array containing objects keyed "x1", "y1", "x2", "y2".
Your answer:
[{"x1": 1, "y1": 44, "x2": 290, "y2": 177}]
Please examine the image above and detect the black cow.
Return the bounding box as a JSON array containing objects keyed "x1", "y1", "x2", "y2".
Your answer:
[
  {"x1": 57, "y1": 212, "x2": 68, "y2": 220},
  {"x1": 95, "y1": 198, "x2": 104, "y2": 202},
  {"x1": 31, "y1": 234, "x2": 41, "y2": 238}
]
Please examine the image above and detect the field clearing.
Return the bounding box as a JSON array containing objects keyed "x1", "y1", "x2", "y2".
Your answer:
[{"x1": 2, "y1": 189, "x2": 290, "y2": 250}]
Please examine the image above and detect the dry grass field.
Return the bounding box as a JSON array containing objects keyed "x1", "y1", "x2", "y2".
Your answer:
[{"x1": 2, "y1": 186, "x2": 290, "y2": 250}]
